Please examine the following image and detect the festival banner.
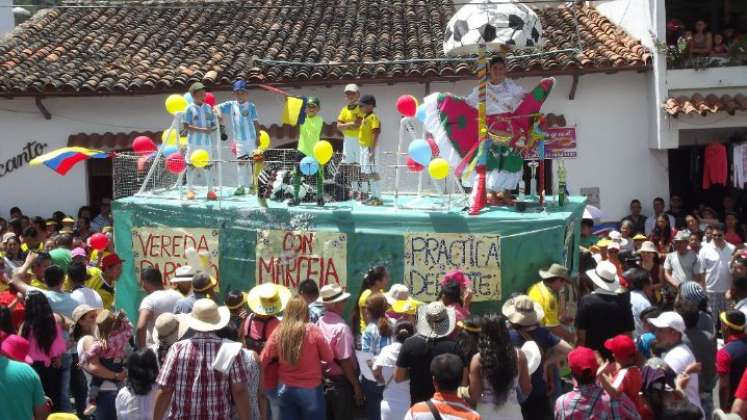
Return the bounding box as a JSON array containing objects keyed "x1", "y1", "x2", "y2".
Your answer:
[
  {"x1": 404, "y1": 233, "x2": 501, "y2": 302},
  {"x1": 527, "y1": 127, "x2": 577, "y2": 159},
  {"x1": 132, "y1": 227, "x2": 220, "y2": 285},
  {"x1": 256, "y1": 230, "x2": 347, "y2": 289}
]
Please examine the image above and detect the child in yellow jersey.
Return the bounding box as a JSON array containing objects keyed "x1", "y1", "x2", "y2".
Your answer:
[
  {"x1": 336, "y1": 84, "x2": 363, "y2": 198},
  {"x1": 358, "y1": 95, "x2": 382, "y2": 205}
]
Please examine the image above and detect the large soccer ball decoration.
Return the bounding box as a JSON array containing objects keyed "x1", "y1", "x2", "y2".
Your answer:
[{"x1": 443, "y1": 0, "x2": 543, "y2": 56}]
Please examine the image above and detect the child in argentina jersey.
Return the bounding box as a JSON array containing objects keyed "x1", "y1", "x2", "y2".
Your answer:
[
  {"x1": 182, "y1": 82, "x2": 218, "y2": 200},
  {"x1": 216, "y1": 80, "x2": 260, "y2": 196}
]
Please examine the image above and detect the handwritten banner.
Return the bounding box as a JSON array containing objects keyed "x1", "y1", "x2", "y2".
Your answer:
[
  {"x1": 404, "y1": 233, "x2": 501, "y2": 302},
  {"x1": 132, "y1": 227, "x2": 220, "y2": 285},
  {"x1": 256, "y1": 230, "x2": 347, "y2": 289}
]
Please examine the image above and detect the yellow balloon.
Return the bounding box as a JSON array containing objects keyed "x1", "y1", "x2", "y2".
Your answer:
[
  {"x1": 165, "y1": 94, "x2": 188, "y2": 115},
  {"x1": 428, "y1": 158, "x2": 449, "y2": 180},
  {"x1": 258, "y1": 130, "x2": 270, "y2": 150},
  {"x1": 162, "y1": 128, "x2": 188, "y2": 146},
  {"x1": 313, "y1": 140, "x2": 334, "y2": 165},
  {"x1": 190, "y1": 149, "x2": 210, "y2": 168}
]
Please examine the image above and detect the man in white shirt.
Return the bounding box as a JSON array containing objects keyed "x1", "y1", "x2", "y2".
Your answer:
[
  {"x1": 68, "y1": 261, "x2": 103, "y2": 309},
  {"x1": 136, "y1": 267, "x2": 182, "y2": 348},
  {"x1": 625, "y1": 267, "x2": 653, "y2": 338},
  {"x1": 650, "y1": 311, "x2": 703, "y2": 414},
  {"x1": 698, "y1": 224, "x2": 735, "y2": 318},
  {"x1": 644, "y1": 197, "x2": 677, "y2": 236},
  {"x1": 664, "y1": 231, "x2": 704, "y2": 290}
]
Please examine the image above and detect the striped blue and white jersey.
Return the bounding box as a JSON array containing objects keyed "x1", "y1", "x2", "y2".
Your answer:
[
  {"x1": 184, "y1": 103, "x2": 216, "y2": 146},
  {"x1": 218, "y1": 100, "x2": 258, "y2": 145}
]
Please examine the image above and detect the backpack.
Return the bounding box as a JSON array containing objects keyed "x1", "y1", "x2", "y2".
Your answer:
[{"x1": 241, "y1": 313, "x2": 273, "y2": 353}]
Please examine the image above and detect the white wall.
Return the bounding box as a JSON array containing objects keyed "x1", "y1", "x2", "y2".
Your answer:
[
  {"x1": 0, "y1": 71, "x2": 666, "y2": 221},
  {"x1": 0, "y1": 0, "x2": 11, "y2": 35}
]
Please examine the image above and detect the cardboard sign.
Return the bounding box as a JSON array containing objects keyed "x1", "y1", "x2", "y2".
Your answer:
[
  {"x1": 256, "y1": 230, "x2": 347, "y2": 289},
  {"x1": 132, "y1": 227, "x2": 220, "y2": 284},
  {"x1": 527, "y1": 127, "x2": 577, "y2": 159},
  {"x1": 404, "y1": 233, "x2": 501, "y2": 302}
]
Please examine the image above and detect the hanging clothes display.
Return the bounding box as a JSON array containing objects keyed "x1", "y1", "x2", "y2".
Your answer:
[
  {"x1": 703, "y1": 142, "x2": 728, "y2": 190},
  {"x1": 733, "y1": 143, "x2": 747, "y2": 189}
]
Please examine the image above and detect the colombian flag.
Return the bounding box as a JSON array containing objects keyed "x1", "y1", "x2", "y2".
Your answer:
[{"x1": 30, "y1": 147, "x2": 109, "y2": 175}]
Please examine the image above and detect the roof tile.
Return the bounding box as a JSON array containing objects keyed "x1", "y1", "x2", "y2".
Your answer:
[{"x1": 664, "y1": 93, "x2": 747, "y2": 117}]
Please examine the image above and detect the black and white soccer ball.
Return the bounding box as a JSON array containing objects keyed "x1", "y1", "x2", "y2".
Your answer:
[{"x1": 443, "y1": 1, "x2": 543, "y2": 55}]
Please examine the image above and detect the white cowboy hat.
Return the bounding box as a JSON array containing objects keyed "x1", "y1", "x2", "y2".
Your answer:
[
  {"x1": 538, "y1": 264, "x2": 569, "y2": 281},
  {"x1": 317, "y1": 284, "x2": 351, "y2": 304},
  {"x1": 502, "y1": 295, "x2": 545, "y2": 327},
  {"x1": 638, "y1": 241, "x2": 658, "y2": 254},
  {"x1": 247, "y1": 283, "x2": 292, "y2": 316},
  {"x1": 585, "y1": 261, "x2": 621, "y2": 293},
  {"x1": 187, "y1": 299, "x2": 231, "y2": 332},
  {"x1": 521, "y1": 340, "x2": 542, "y2": 375},
  {"x1": 384, "y1": 284, "x2": 422, "y2": 315},
  {"x1": 170, "y1": 265, "x2": 195, "y2": 284},
  {"x1": 416, "y1": 302, "x2": 456, "y2": 339}
]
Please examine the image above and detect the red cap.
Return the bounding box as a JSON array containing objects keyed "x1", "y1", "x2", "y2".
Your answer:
[
  {"x1": 101, "y1": 253, "x2": 124, "y2": 271},
  {"x1": 568, "y1": 346, "x2": 599, "y2": 376},
  {"x1": 1, "y1": 334, "x2": 33, "y2": 363},
  {"x1": 604, "y1": 335, "x2": 636, "y2": 360}
]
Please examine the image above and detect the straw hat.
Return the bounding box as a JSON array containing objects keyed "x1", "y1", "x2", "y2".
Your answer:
[
  {"x1": 317, "y1": 284, "x2": 351, "y2": 304},
  {"x1": 186, "y1": 299, "x2": 230, "y2": 332},
  {"x1": 71, "y1": 304, "x2": 99, "y2": 325},
  {"x1": 385, "y1": 284, "x2": 422, "y2": 315},
  {"x1": 638, "y1": 241, "x2": 658, "y2": 254},
  {"x1": 247, "y1": 283, "x2": 291, "y2": 316},
  {"x1": 502, "y1": 295, "x2": 545, "y2": 327},
  {"x1": 585, "y1": 261, "x2": 621, "y2": 293},
  {"x1": 152, "y1": 313, "x2": 188, "y2": 346},
  {"x1": 416, "y1": 302, "x2": 456, "y2": 338},
  {"x1": 538, "y1": 263, "x2": 569, "y2": 281}
]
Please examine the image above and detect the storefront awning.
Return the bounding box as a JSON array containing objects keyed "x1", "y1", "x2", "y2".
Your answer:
[{"x1": 663, "y1": 93, "x2": 747, "y2": 117}]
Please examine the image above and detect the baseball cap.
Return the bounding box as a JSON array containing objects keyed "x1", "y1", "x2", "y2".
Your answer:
[
  {"x1": 359, "y1": 94, "x2": 376, "y2": 107},
  {"x1": 343, "y1": 83, "x2": 359, "y2": 93},
  {"x1": 71, "y1": 247, "x2": 88, "y2": 259},
  {"x1": 604, "y1": 335, "x2": 636, "y2": 360},
  {"x1": 189, "y1": 82, "x2": 206, "y2": 94},
  {"x1": 568, "y1": 346, "x2": 599, "y2": 376},
  {"x1": 232, "y1": 80, "x2": 248, "y2": 92},
  {"x1": 649, "y1": 311, "x2": 686, "y2": 333},
  {"x1": 101, "y1": 254, "x2": 124, "y2": 271},
  {"x1": 306, "y1": 96, "x2": 320, "y2": 108}
]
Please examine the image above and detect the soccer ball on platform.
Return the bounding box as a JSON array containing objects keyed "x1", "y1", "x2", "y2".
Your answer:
[{"x1": 443, "y1": 1, "x2": 543, "y2": 55}]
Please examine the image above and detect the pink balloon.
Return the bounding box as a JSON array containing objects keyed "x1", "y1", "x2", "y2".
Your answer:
[
  {"x1": 406, "y1": 157, "x2": 424, "y2": 172},
  {"x1": 396, "y1": 95, "x2": 418, "y2": 117},
  {"x1": 132, "y1": 136, "x2": 157, "y2": 155},
  {"x1": 204, "y1": 92, "x2": 216, "y2": 107},
  {"x1": 88, "y1": 233, "x2": 109, "y2": 251},
  {"x1": 165, "y1": 153, "x2": 186, "y2": 174}
]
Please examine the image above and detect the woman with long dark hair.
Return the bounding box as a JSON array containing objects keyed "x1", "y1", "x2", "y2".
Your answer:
[
  {"x1": 21, "y1": 291, "x2": 67, "y2": 410},
  {"x1": 353, "y1": 265, "x2": 389, "y2": 336},
  {"x1": 470, "y1": 314, "x2": 531, "y2": 419},
  {"x1": 115, "y1": 348, "x2": 159, "y2": 419},
  {"x1": 651, "y1": 214, "x2": 674, "y2": 253}
]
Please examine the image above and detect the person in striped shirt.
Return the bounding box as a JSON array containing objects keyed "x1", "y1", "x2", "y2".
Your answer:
[
  {"x1": 215, "y1": 80, "x2": 260, "y2": 196},
  {"x1": 405, "y1": 353, "x2": 480, "y2": 420},
  {"x1": 182, "y1": 82, "x2": 218, "y2": 200}
]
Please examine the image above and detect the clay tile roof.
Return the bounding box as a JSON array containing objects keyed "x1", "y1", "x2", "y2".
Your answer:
[
  {"x1": 663, "y1": 93, "x2": 747, "y2": 117},
  {"x1": 1, "y1": 2, "x2": 649, "y2": 97}
]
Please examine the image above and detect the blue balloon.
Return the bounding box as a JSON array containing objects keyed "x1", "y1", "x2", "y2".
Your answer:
[
  {"x1": 408, "y1": 139, "x2": 432, "y2": 166},
  {"x1": 160, "y1": 145, "x2": 178, "y2": 156},
  {"x1": 415, "y1": 104, "x2": 426, "y2": 123},
  {"x1": 184, "y1": 92, "x2": 194, "y2": 104},
  {"x1": 299, "y1": 156, "x2": 319, "y2": 176}
]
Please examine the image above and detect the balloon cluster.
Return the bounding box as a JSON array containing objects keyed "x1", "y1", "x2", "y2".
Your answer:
[
  {"x1": 399, "y1": 95, "x2": 449, "y2": 180},
  {"x1": 299, "y1": 140, "x2": 334, "y2": 176}
]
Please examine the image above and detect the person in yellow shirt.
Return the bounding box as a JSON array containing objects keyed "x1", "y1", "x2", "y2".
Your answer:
[
  {"x1": 527, "y1": 263, "x2": 575, "y2": 342},
  {"x1": 86, "y1": 253, "x2": 123, "y2": 310},
  {"x1": 291, "y1": 96, "x2": 324, "y2": 205},
  {"x1": 357, "y1": 95, "x2": 382, "y2": 206},
  {"x1": 337, "y1": 84, "x2": 363, "y2": 197},
  {"x1": 11, "y1": 252, "x2": 51, "y2": 290},
  {"x1": 20, "y1": 226, "x2": 44, "y2": 254},
  {"x1": 353, "y1": 265, "x2": 389, "y2": 335}
]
